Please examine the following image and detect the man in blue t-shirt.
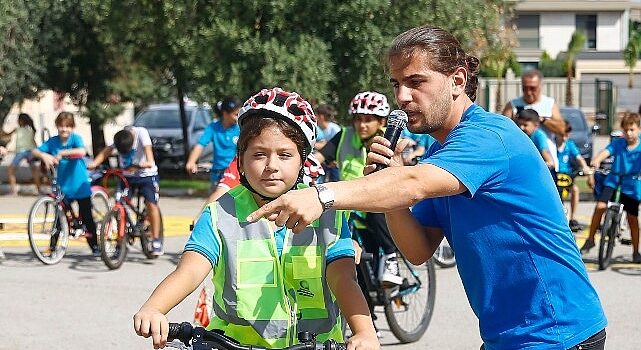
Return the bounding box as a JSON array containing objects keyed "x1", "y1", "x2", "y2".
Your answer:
[
  {"x1": 248, "y1": 26, "x2": 607, "y2": 349},
  {"x1": 186, "y1": 96, "x2": 241, "y2": 189}
]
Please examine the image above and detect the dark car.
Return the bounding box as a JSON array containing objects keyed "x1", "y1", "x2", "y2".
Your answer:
[
  {"x1": 560, "y1": 107, "x2": 594, "y2": 165},
  {"x1": 133, "y1": 103, "x2": 214, "y2": 170}
]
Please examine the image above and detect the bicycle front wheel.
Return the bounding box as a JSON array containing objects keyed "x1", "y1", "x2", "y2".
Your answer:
[
  {"x1": 100, "y1": 209, "x2": 128, "y2": 270},
  {"x1": 28, "y1": 196, "x2": 68, "y2": 265},
  {"x1": 90, "y1": 188, "x2": 111, "y2": 224},
  {"x1": 432, "y1": 240, "x2": 456, "y2": 268},
  {"x1": 598, "y1": 208, "x2": 619, "y2": 270},
  {"x1": 384, "y1": 256, "x2": 436, "y2": 343}
]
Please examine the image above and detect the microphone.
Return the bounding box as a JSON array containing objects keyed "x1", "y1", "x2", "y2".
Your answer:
[{"x1": 374, "y1": 109, "x2": 408, "y2": 172}]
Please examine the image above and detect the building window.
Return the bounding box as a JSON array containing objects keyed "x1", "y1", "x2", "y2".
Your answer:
[
  {"x1": 516, "y1": 14, "x2": 540, "y2": 49},
  {"x1": 576, "y1": 14, "x2": 597, "y2": 49}
]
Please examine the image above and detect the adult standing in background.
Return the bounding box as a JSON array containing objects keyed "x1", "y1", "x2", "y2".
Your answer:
[
  {"x1": 502, "y1": 70, "x2": 565, "y2": 170},
  {"x1": 249, "y1": 25, "x2": 607, "y2": 350},
  {"x1": 185, "y1": 96, "x2": 241, "y2": 190}
]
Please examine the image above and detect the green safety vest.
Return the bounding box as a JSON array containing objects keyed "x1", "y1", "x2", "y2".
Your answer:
[
  {"x1": 336, "y1": 127, "x2": 367, "y2": 181},
  {"x1": 205, "y1": 185, "x2": 345, "y2": 348}
]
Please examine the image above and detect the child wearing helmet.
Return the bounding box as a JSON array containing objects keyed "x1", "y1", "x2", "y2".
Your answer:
[
  {"x1": 315, "y1": 92, "x2": 402, "y2": 288},
  {"x1": 134, "y1": 88, "x2": 379, "y2": 350}
]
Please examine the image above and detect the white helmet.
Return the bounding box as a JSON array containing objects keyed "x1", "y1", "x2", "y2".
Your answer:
[
  {"x1": 238, "y1": 87, "x2": 317, "y2": 155},
  {"x1": 348, "y1": 91, "x2": 390, "y2": 117}
]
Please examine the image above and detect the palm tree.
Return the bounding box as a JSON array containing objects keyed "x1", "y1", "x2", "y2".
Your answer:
[
  {"x1": 564, "y1": 31, "x2": 586, "y2": 106},
  {"x1": 624, "y1": 30, "x2": 641, "y2": 88}
]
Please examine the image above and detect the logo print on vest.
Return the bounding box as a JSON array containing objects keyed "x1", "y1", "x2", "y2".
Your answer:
[{"x1": 297, "y1": 280, "x2": 314, "y2": 298}]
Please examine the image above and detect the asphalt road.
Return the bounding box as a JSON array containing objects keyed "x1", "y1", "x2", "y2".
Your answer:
[{"x1": 1, "y1": 190, "x2": 641, "y2": 349}]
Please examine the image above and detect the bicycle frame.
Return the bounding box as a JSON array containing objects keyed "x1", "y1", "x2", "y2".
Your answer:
[{"x1": 102, "y1": 169, "x2": 147, "y2": 240}]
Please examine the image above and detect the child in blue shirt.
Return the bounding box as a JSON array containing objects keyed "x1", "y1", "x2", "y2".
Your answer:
[
  {"x1": 582, "y1": 113, "x2": 641, "y2": 263},
  {"x1": 134, "y1": 88, "x2": 378, "y2": 349},
  {"x1": 185, "y1": 96, "x2": 241, "y2": 189},
  {"x1": 515, "y1": 109, "x2": 555, "y2": 169},
  {"x1": 557, "y1": 121, "x2": 591, "y2": 231},
  {"x1": 31, "y1": 112, "x2": 98, "y2": 256}
]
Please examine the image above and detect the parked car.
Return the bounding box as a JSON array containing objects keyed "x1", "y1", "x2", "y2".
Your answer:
[
  {"x1": 560, "y1": 107, "x2": 595, "y2": 165},
  {"x1": 133, "y1": 102, "x2": 214, "y2": 170}
]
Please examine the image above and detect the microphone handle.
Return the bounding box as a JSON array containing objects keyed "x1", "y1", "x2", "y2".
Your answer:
[{"x1": 373, "y1": 126, "x2": 403, "y2": 172}]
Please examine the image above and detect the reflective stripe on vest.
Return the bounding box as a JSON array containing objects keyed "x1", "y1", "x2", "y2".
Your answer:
[
  {"x1": 336, "y1": 127, "x2": 366, "y2": 181},
  {"x1": 207, "y1": 185, "x2": 344, "y2": 348}
]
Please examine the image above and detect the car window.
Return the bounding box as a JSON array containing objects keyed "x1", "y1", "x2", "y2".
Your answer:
[
  {"x1": 193, "y1": 110, "x2": 209, "y2": 130},
  {"x1": 134, "y1": 108, "x2": 193, "y2": 129},
  {"x1": 561, "y1": 109, "x2": 586, "y2": 132}
]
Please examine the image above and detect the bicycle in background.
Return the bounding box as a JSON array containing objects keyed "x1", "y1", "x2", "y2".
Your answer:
[
  {"x1": 27, "y1": 158, "x2": 110, "y2": 265},
  {"x1": 432, "y1": 240, "x2": 456, "y2": 268},
  {"x1": 98, "y1": 168, "x2": 164, "y2": 269},
  {"x1": 349, "y1": 212, "x2": 435, "y2": 343},
  {"x1": 593, "y1": 168, "x2": 635, "y2": 270},
  {"x1": 166, "y1": 322, "x2": 346, "y2": 350}
]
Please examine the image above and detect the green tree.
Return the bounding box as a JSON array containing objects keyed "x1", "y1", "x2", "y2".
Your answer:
[
  {"x1": 563, "y1": 31, "x2": 586, "y2": 106},
  {"x1": 0, "y1": 0, "x2": 44, "y2": 126},
  {"x1": 624, "y1": 21, "x2": 641, "y2": 88},
  {"x1": 539, "y1": 51, "x2": 565, "y2": 78}
]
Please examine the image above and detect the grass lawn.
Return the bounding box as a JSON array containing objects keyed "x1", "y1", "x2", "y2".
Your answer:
[{"x1": 159, "y1": 178, "x2": 210, "y2": 191}]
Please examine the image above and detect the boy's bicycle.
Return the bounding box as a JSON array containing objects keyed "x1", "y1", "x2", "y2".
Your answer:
[
  {"x1": 98, "y1": 168, "x2": 164, "y2": 269},
  {"x1": 593, "y1": 168, "x2": 634, "y2": 270},
  {"x1": 350, "y1": 212, "x2": 435, "y2": 343},
  {"x1": 27, "y1": 159, "x2": 110, "y2": 265},
  {"x1": 166, "y1": 322, "x2": 346, "y2": 350},
  {"x1": 556, "y1": 170, "x2": 587, "y2": 232}
]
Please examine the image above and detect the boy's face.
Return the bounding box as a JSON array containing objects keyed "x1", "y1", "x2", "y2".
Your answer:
[
  {"x1": 239, "y1": 125, "x2": 302, "y2": 199},
  {"x1": 353, "y1": 114, "x2": 385, "y2": 140},
  {"x1": 622, "y1": 123, "x2": 641, "y2": 144},
  {"x1": 516, "y1": 119, "x2": 538, "y2": 136},
  {"x1": 56, "y1": 122, "x2": 74, "y2": 139}
]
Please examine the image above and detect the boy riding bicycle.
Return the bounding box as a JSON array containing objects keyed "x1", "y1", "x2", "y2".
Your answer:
[
  {"x1": 557, "y1": 120, "x2": 591, "y2": 232},
  {"x1": 515, "y1": 109, "x2": 556, "y2": 170},
  {"x1": 89, "y1": 126, "x2": 163, "y2": 255},
  {"x1": 133, "y1": 88, "x2": 379, "y2": 350},
  {"x1": 581, "y1": 113, "x2": 641, "y2": 263},
  {"x1": 31, "y1": 112, "x2": 99, "y2": 256},
  {"x1": 315, "y1": 91, "x2": 402, "y2": 286}
]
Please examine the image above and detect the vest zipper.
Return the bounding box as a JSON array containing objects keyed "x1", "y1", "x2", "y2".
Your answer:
[{"x1": 268, "y1": 222, "x2": 296, "y2": 346}]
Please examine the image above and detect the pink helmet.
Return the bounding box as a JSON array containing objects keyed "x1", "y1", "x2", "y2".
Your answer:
[
  {"x1": 238, "y1": 87, "x2": 317, "y2": 155},
  {"x1": 348, "y1": 91, "x2": 390, "y2": 117}
]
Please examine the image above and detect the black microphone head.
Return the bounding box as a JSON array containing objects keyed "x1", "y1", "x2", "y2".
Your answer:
[{"x1": 387, "y1": 110, "x2": 408, "y2": 128}]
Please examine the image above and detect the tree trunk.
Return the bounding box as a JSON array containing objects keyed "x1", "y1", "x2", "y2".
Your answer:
[
  {"x1": 565, "y1": 72, "x2": 573, "y2": 107},
  {"x1": 176, "y1": 80, "x2": 190, "y2": 166},
  {"x1": 89, "y1": 114, "x2": 106, "y2": 157}
]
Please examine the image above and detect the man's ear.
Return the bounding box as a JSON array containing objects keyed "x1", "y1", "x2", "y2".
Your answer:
[{"x1": 451, "y1": 66, "x2": 467, "y2": 97}]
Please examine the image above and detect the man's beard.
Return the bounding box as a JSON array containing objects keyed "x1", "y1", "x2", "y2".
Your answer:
[{"x1": 407, "y1": 92, "x2": 451, "y2": 134}]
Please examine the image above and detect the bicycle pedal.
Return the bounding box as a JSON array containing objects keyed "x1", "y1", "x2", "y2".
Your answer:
[{"x1": 620, "y1": 238, "x2": 632, "y2": 245}]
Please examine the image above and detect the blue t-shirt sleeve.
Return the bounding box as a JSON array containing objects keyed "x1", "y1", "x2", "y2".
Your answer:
[
  {"x1": 326, "y1": 213, "x2": 355, "y2": 264},
  {"x1": 423, "y1": 124, "x2": 509, "y2": 197},
  {"x1": 530, "y1": 130, "x2": 549, "y2": 152},
  {"x1": 198, "y1": 123, "x2": 215, "y2": 147},
  {"x1": 411, "y1": 198, "x2": 439, "y2": 228},
  {"x1": 71, "y1": 133, "x2": 85, "y2": 149},
  {"x1": 184, "y1": 207, "x2": 221, "y2": 267},
  {"x1": 568, "y1": 140, "x2": 581, "y2": 159},
  {"x1": 38, "y1": 138, "x2": 52, "y2": 154}
]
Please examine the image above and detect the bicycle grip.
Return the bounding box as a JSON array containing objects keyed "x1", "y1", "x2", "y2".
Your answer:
[
  {"x1": 168, "y1": 322, "x2": 193, "y2": 343},
  {"x1": 360, "y1": 252, "x2": 374, "y2": 262}
]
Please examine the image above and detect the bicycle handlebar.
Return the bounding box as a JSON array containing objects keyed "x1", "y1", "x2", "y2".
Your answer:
[{"x1": 168, "y1": 322, "x2": 346, "y2": 350}]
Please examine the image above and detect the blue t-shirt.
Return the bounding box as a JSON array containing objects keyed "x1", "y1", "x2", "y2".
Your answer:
[
  {"x1": 529, "y1": 128, "x2": 550, "y2": 153},
  {"x1": 414, "y1": 104, "x2": 606, "y2": 349},
  {"x1": 402, "y1": 130, "x2": 436, "y2": 155},
  {"x1": 186, "y1": 206, "x2": 355, "y2": 267},
  {"x1": 557, "y1": 139, "x2": 581, "y2": 174},
  {"x1": 38, "y1": 133, "x2": 92, "y2": 199},
  {"x1": 198, "y1": 121, "x2": 240, "y2": 170},
  {"x1": 603, "y1": 137, "x2": 641, "y2": 200}
]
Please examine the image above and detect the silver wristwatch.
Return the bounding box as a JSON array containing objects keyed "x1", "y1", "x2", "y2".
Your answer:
[{"x1": 313, "y1": 184, "x2": 335, "y2": 211}]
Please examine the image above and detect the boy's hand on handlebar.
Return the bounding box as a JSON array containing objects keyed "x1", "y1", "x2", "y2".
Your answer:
[
  {"x1": 134, "y1": 306, "x2": 169, "y2": 349},
  {"x1": 347, "y1": 330, "x2": 381, "y2": 350},
  {"x1": 364, "y1": 136, "x2": 410, "y2": 175},
  {"x1": 185, "y1": 161, "x2": 197, "y2": 174},
  {"x1": 139, "y1": 160, "x2": 154, "y2": 169},
  {"x1": 86, "y1": 161, "x2": 99, "y2": 170},
  {"x1": 40, "y1": 153, "x2": 58, "y2": 169}
]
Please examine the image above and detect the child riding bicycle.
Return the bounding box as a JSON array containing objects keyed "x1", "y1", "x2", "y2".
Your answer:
[
  {"x1": 581, "y1": 113, "x2": 641, "y2": 264},
  {"x1": 31, "y1": 112, "x2": 99, "y2": 256},
  {"x1": 133, "y1": 88, "x2": 379, "y2": 350},
  {"x1": 557, "y1": 120, "x2": 591, "y2": 232},
  {"x1": 515, "y1": 109, "x2": 556, "y2": 170},
  {"x1": 315, "y1": 91, "x2": 402, "y2": 286},
  {"x1": 89, "y1": 126, "x2": 163, "y2": 255}
]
